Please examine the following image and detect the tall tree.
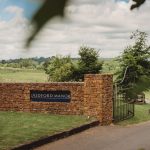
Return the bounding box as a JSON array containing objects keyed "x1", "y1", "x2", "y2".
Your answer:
[
  {"x1": 73, "y1": 46, "x2": 103, "y2": 81},
  {"x1": 117, "y1": 30, "x2": 150, "y2": 87}
]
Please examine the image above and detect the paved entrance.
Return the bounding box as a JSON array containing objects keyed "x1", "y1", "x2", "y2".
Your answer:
[{"x1": 35, "y1": 121, "x2": 150, "y2": 150}]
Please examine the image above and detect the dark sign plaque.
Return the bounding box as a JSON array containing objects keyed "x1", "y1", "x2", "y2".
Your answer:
[{"x1": 30, "y1": 90, "x2": 71, "y2": 102}]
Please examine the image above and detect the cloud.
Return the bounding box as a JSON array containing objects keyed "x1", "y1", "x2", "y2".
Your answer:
[
  {"x1": 0, "y1": 0, "x2": 150, "y2": 60},
  {"x1": 4, "y1": 5, "x2": 23, "y2": 14},
  {"x1": 0, "y1": 6, "x2": 28, "y2": 59}
]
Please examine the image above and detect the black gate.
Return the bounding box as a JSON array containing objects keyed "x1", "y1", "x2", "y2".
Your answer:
[{"x1": 113, "y1": 83, "x2": 134, "y2": 122}]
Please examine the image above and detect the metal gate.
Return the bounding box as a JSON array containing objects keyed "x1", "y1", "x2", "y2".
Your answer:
[
  {"x1": 113, "y1": 66, "x2": 135, "y2": 122},
  {"x1": 113, "y1": 83, "x2": 134, "y2": 122}
]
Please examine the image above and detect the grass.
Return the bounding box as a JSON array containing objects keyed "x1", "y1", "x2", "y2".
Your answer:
[
  {"x1": 117, "y1": 104, "x2": 150, "y2": 126},
  {"x1": 0, "y1": 68, "x2": 48, "y2": 82},
  {"x1": 0, "y1": 111, "x2": 94, "y2": 150}
]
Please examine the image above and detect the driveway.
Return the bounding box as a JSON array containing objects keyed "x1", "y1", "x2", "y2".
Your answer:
[{"x1": 34, "y1": 121, "x2": 150, "y2": 150}]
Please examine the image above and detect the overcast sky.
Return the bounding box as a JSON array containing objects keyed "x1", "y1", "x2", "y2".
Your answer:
[{"x1": 0, "y1": 0, "x2": 149, "y2": 60}]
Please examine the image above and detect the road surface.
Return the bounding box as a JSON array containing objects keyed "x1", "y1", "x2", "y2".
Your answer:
[{"x1": 34, "y1": 121, "x2": 150, "y2": 150}]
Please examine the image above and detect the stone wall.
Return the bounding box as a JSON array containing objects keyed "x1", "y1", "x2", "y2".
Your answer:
[{"x1": 0, "y1": 74, "x2": 113, "y2": 124}]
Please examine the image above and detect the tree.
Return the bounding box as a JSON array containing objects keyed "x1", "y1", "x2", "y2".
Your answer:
[
  {"x1": 19, "y1": 59, "x2": 37, "y2": 69},
  {"x1": 43, "y1": 55, "x2": 75, "y2": 82},
  {"x1": 73, "y1": 46, "x2": 103, "y2": 81},
  {"x1": 1, "y1": 60, "x2": 6, "y2": 64},
  {"x1": 116, "y1": 30, "x2": 150, "y2": 95},
  {"x1": 43, "y1": 46, "x2": 102, "y2": 82},
  {"x1": 26, "y1": 0, "x2": 146, "y2": 46}
]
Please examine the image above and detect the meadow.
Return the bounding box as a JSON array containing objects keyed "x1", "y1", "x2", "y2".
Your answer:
[{"x1": 0, "y1": 67, "x2": 48, "y2": 83}]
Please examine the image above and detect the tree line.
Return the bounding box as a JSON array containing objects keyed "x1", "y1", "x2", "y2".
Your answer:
[{"x1": 0, "y1": 57, "x2": 46, "y2": 69}]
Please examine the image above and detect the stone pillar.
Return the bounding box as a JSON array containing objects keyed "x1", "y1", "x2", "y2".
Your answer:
[{"x1": 84, "y1": 74, "x2": 113, "y2": 125}]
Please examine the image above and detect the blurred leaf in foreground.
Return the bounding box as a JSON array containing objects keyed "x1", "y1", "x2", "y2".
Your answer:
[
  {"x1": 26, "y1": 0, "x2": 146, "y2": 47},
  {"x1": 130, "y1": 0, "x2": 146, "y2": 10},
  {"x1": 26, "y1": 0, "x2": 69, "y2": 47}
]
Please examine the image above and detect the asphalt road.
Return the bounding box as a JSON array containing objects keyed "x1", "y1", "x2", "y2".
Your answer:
[{"x1": 34, "y1": 121, "x2": 150, "y2": 150}]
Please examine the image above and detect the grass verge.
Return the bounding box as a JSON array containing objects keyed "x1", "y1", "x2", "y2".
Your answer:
[
  {"x1": 117, "y1": 104, "x2": 150, "y2": 126},
  {"x1": 0, "y1": 111, "x2": 94, "y2": 150}
]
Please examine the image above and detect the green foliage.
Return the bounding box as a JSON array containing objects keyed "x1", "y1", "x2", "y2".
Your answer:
[
  {"x1": 43, "y1": 46, "x2": 102, "y2": 82},
  {"x1": 1, "y1": 60, "x2": 6, "y2": 64},
  {"x1": 0, "y1": 57, "x2": 49, "y2": 70},
  {"x1": 19, "y1": 59, "x2": 37, "y2": 68},
  {"x1": 117, "y1": 30, "x2": 150, "y2": 85},
  {"x1": 44, "y1": 55, "x2": 75, "y2": 82},
  {"x1": 73, "y1": 46, "x2": 102, "y2": 81},
  {"x1": 127, "y1": 75, "x2": 150, "y2": 100}
]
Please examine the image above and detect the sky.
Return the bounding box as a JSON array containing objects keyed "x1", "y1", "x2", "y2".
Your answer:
[{"x1": 0, "y1": 0, "x2": 149, "y2": 60}]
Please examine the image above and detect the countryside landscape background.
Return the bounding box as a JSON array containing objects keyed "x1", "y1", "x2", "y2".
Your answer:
[
  {"x1": 0, "y1": 55, "x2": 150, "y2": 101},
  {"x1": 0, "y1": 1, "x2": 150, "y2": 149}
]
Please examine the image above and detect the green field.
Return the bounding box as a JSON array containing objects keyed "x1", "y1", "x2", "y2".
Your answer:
[
  {"x1": 0, "y1": 68, "x2": 48, "y2": 82},
  {"x1": 0, "y1": 111, "x2": 94, "y2": 150}
]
